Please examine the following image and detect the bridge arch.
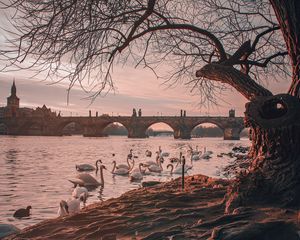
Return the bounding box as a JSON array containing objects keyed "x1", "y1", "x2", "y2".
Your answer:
[
  {"x1": 190, "y1": 120, "x2": 225, "y2": 131},
  {"x1": 56, "y1": 120, "x2": 84, "y2": 136},
  {"x1": 61, "y1": 121, "x2": 83, "y2": 136},
  {"x1": 191, "y1": 122, "x2": 223, "y2": 138},
  {"x1": 146, "y1": 122, "x2": 174, "y2": 137},
  {"x1": 102, "y1": 122, "x2": 128, "y2": 136}
]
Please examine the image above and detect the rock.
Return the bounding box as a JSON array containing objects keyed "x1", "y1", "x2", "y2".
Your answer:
[
  {"x1": 142, "y1": 181, "x2": 161, "y2": 187},
  {"x1": 0, "y1": 224, "x2": 21, "y2": 238}
]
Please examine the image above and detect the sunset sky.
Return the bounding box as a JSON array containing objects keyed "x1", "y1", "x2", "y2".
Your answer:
[{"x1": 0, "y1": 4, "x2": 291, "y2": 124}]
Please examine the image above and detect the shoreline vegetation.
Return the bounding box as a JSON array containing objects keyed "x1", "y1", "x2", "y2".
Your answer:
[{"x1": 6, "y1": 174, "x2": 300, "y2": 240}]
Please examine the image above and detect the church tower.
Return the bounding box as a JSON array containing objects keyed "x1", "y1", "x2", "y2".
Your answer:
[{"x1": 7, "y1": 80, "x2": 20, "y2": 117}]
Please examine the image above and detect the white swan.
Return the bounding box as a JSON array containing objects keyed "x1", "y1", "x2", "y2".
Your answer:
[
  {"x1": 173, "y1": 156, "x2": 192, "y2": 174},
  {"x1": 69, "y1": 165, "x2": 106, "y2": 187},
  {"x1": 112, "y1": 160, "x2": 134, "y2": 175},
  {"x1": 173, "y1": 165, "x2": 192, "y2": 174},
  {"x1": 130, "y1": 163, "x2": 146, "y2": 181},
  {"x1": 201, "y1": 150, "x2": 213, "y2": 159},
  {"x1": 158, "y1": 146, "x2": 169, "y2": 157},
  {"x1": 115, "y1": 157, "x2": 132, "y2": 170},
  {"x1": 58, "y1": 200, "x2": 69, "y2": 217},
  {"x1": 76, "y1": 159, "x2": 102, "y2": 171},
  {"x1": 147, "y1": 157, "x2": 163, "y2": 173},
  {"x1": 72, "y1": 185, "x2": 88, "y2": 199},
  {"x1": 58, "y1": 193, "x2": 87, "y2": 217}
]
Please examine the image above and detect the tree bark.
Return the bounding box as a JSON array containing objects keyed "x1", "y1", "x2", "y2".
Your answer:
[
  {"x1": 196, "y1": 63, "x2": 273, "y2": 100},
  {"x1": 195, "y1": 1, "x2": 300, "y2": 213},
  {"x1": 197, "y1": 62, "x2": 300, "y2": 212},
  {"x1": 270, "y1": 0, "x2": 300, "y2": 97},
  {"x1": 225, "y1": 94, "x2": 300, "y2": 212}
]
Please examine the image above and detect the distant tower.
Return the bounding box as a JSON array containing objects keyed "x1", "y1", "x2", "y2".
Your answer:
[
  {"x1": 229, "y1": 109, "x2": 235, "y2": 118},
  {"x1": 7, "y1": 80, "x2": 20, "y2": 117}
]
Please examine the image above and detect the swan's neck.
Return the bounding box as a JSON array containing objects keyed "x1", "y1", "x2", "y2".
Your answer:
[
  {"x1": 112, "y1": 162, "x2": 116, "y2": 173},
  {"x1": 129, "y1": 160, "x2": 135, "y2": 172},
  {"x1": 167, "y1": 164, "x2": 173, "y2": 174},
  {"x1": 127, "y1": 158, "x2": 130, "y2": 167},
  {"x1": 100, "y1": 167, "x2": 105, "y2": 185}
]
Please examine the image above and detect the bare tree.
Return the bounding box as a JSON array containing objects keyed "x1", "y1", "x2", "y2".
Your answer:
[{"x1": 1, "y1": 0, "x2": 300, "y2": 211}]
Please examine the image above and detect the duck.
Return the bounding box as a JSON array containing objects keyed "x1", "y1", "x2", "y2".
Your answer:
[
  {"x1": 130, "y1": 163, "x2": 146, "y2": 181},
  {"x1": 112, "y1": 160, "x2": 134, "y2": 175},
  {"x1": 76, "y1": 159, "x2": 102, "y2": 171},
  {"x1": 69, "y1": 165, "x2": 106, "y2": 187},
  {"x1": 13, "y1": 206, "x2": 31, "y2": 218}
]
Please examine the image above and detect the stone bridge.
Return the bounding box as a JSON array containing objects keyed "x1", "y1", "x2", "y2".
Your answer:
[{"x1": 0, "y1": 115, "x2": 245, "y2": 140}]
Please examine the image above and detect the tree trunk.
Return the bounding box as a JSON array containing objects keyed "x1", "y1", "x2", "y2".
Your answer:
[
  {"x1": 198, "y1": 62, "x2": 300, "y2": 212},
  {"x1": 195, "y1": 1, "x2": 300, "y2": 213},
  {"x1": 225, "y1": 94, "x2": 300, "y2": 212},
  {"x1": 270, "y1": 0, "x2": 300, "y2": 97}
]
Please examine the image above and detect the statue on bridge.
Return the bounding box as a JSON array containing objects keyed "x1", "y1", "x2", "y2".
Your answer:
[
  {"x1": 138, "y1": 108, "x2": 142, "y2": 117},
  {"x1": 132, "y1": 108, "x2": 137, "y2": 117}
]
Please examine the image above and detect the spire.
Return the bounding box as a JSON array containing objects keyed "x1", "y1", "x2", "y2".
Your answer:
[{"x1": 11, "y1": 79, "x2": 16, "y2": 96}]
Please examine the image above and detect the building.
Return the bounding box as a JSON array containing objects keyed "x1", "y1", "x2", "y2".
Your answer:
[{"x1": 0, "y1": 81, "x2": 56, "y2": 118}]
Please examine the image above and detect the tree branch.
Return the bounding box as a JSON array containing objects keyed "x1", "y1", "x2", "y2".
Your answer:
[{"x1": 196, "y1": 63, "x2": 273, "y2": 100}]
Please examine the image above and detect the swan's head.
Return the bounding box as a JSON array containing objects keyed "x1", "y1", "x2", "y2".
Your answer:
[
  {"x1": 60, "y1": 200, "x2": 69, "y2": 213},
  {"x1": 112, "y1": 160, "x2": 116, "y2": 165},
  {"x1": 96, "y1": 159, "x2": 102, "y2": 167},
  {"x1": 167, "y1": 164, "x2": 173, "y2": 171},
  {"x1": 79, "y1": 193, "x2": 87, "y2": 203}
]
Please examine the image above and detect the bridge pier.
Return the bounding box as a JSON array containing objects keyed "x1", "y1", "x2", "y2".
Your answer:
[
  {"x1": 223, "y1": 127, "x2": 241, "y2": 140},
  {"x1": 174, "y1": 127, "x2": 191, "y2": 139},
  {"x1": 128, "y1": 126, "x2": 147, "y2": 138},
  {"x1": 83, "y1": 126, "x2": 106, "y2": 137}
]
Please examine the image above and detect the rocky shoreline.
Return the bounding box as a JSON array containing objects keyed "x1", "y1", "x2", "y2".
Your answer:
[{"x1": 5, "y1": 174, "x2": 300, "y2": 240}]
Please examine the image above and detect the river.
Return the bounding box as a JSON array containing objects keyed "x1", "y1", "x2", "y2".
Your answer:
[{"x1": 0, "y1": 135, "x2": 250, "y2": 229}]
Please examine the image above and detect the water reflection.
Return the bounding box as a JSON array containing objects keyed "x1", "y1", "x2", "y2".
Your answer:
[
  {"x1": 5, "y1": 149, "x2": 18, "y2": 164},
  {"x1": 0, "y1": 135, "x2": 250, "y2": 229},
  {"x1": 97, "y1": 186, "x2": 104, "y2": 201}
]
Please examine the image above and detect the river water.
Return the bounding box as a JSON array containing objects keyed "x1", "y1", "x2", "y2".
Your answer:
[{"x1": 0, "y1": 135, "x2": 250, "y2": 229}]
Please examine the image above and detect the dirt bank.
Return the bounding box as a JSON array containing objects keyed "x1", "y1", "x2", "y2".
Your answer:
[{"x1": 6, "y1": 175, "x2": 300, "y2": 240}]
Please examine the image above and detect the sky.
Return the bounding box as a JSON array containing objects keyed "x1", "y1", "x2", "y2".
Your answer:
[{"x1": 0, "y1": 2, "x2": 291, "y2": 128}]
